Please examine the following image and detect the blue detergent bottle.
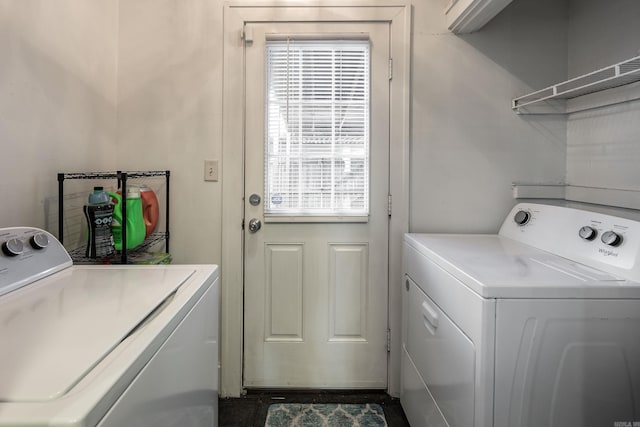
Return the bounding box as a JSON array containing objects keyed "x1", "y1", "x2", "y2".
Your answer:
[{"x1": 83, "y1": 186, "x2": 115, "y2": 258}]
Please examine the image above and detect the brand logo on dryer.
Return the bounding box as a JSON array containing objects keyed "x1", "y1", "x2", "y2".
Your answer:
[{"x1": 598, "y1": 247, "x2": 619, "y2": 257}]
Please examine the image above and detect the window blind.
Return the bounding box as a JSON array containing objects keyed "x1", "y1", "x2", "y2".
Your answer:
[{"x1": 264, "y1": 39, "x2": 370, "y2": 217}]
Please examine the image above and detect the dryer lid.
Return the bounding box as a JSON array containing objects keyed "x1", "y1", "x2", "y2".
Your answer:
[{"x1": 0, "y1": 266, "x2": 194, "y2": 402}]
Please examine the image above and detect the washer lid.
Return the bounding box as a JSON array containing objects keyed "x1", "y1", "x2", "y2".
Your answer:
[
  {"x1": 405, "y1": 234, "x2": 640, "y2": 299},
  {"x1": 0, "y1": 266, "x2": 194, "y2": 402}
]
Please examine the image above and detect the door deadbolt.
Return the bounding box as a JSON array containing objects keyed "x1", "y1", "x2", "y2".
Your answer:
[
  {"x1": 248, "y1": 218, "x2": 262, "y2": 233},
  {"x1": 249, "y1": 194, "x2": 261, "y2": 206}
]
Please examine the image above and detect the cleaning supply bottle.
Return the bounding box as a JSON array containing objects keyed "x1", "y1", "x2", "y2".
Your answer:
[
  {"x1": 109, "y1": 186, "x2": 146, "y2": 251},
  {"x1": 139, "y1": 185, "x2": 160, "y2": 237},
  {"x1": 83, "y1": 186, "x2": 114, "y2": 259}
]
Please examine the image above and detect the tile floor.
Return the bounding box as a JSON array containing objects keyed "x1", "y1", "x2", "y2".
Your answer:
[{"x1": 218, "y1": 390, "x2": 410, "y2": 427}]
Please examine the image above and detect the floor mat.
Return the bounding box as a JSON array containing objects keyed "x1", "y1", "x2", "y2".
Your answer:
[{"x1": 265, "y1": 403, "x2": 388, "y2": 427}]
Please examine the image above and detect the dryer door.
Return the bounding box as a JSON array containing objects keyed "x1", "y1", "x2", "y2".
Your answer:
[{"x1": 404, "y1": 277, "x2": 475, "y2": 427}]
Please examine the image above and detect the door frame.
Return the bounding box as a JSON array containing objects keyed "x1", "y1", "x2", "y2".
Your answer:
[{"x1": 221, "y1": 1, "x2": 410, "y2": 398}]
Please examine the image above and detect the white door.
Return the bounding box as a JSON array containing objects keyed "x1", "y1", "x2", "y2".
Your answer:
[{"x1": 243, "y1": 21, "x2": 390, "y2": 388}]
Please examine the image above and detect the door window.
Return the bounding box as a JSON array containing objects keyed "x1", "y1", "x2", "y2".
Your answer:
[{"x1": 264, "y1": 39, "x2": 370, "y2": 219}]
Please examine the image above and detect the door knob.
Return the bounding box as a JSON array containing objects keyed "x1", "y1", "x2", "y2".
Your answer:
[{"x1": 248, "y1": 218, "x2": 262, "y2": 233}]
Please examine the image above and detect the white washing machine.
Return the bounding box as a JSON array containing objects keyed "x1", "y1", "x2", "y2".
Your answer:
[
  {"x1": 401, "y1": 202, "x2": 640, "y2": 427},
  {"x1": 0, "y1": 227, "x2": 219, "y2": 427}
]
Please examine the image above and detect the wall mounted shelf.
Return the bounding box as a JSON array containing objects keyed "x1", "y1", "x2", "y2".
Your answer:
[
  {"x1": 445, "y1": 0, "x2": 514, "y2": 34},
  {"x1": 512, "y1": 184, "x2": 640, "y2": 211},
  {"x1": 512, "y1": 54, "x2": 640, "y2": 114}
]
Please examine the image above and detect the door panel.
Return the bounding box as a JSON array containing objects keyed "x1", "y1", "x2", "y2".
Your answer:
[
  {"x1": 243, "y1": 22, "x2": 390, "y2": 388},
  {"x1": 329, "y1": 243, "x2": 368, "y2": 341},
  {"x1": 264, "y1": 244, "x2": 303, "y2": 341}
]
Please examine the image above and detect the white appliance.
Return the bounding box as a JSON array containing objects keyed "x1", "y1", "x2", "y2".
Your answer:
[
  {"x1": 401, "y1": 202, "x2": 640, "y2": 427},
  {"x1": 0, "y1": 227, "x2": 219, "y2": 427}
]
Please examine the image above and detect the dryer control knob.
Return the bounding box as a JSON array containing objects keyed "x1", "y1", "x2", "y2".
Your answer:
[
  {"x1": 514, "y1": 210, "x2": 531, "y2": 226},
  {"x1": 601, "y1": 231, "x2": 622, "y2": 247},
  {"x1": 2, "y1": 238, "x2": 24, "y2": 257},
  {"x1": 30, "y1": 233, "x2": 49, "y2": 250},
  {"x1": 579, "y1": 226, "x2": 597, "y2": 241}
]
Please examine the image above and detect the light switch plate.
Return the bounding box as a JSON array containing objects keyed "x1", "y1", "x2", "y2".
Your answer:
[{"x1": 204, "y1": 160, "x2": 219, "y2": 182}]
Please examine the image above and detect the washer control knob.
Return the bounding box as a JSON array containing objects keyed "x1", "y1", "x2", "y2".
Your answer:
[
  {"x1": 2, "y1": 238, "x2": 24, "y2": 257},
  {"x1": 30, "y1": 233, "x2": 49, "y2": 250},
  {"x1": 578, "y1": 226, "x2": 597, "y2": 241},
  {"x1": 601, "y1": 231, "x2": 622, "y2": 247},
  {"x1": 514, "y1": 210, "x2": 531, "y2": 226}
]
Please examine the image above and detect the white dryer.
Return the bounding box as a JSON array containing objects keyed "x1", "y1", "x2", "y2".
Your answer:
[
  {"x1": 401, "y1": 202, "x2": 640, "y2": 427},
  {"x1": 0, "y1": 227, "x2": 219, "y2": 426}
]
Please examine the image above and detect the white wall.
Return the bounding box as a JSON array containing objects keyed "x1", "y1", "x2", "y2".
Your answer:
[
  {"x1": 568, "y1": 0, "x2": 640, "y2": 76},
  {"x1": 410, "y1": 0, "x2": 567, "y2": 233},
  {"x1": 0, "y1": 1, "x2": 118, "y2": 231},
  {"x1": 566, "y1": 0, "x2": 640, "y2": 200},
  {"x1": 116, "y1": 0, "x2": 223, "y2": 264}
]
